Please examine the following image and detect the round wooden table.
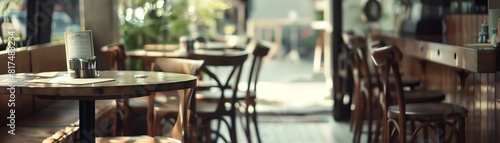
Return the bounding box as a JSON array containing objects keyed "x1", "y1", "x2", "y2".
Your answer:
[
  {"x1": 127, "y1": 43, "x2": 247, "y2": 70},
  {"x1": 0, "y1": 71, "x2": 197, "y2": 143}
]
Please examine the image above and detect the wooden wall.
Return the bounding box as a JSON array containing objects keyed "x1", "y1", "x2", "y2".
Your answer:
[
  {"x1": 371, "y1": 13, "x2": 499, "y2": 142},
  {"x1": 398, "y1": 56, "x2": 498, "y2": 143}
]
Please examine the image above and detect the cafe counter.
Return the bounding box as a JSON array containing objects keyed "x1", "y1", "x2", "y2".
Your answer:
[
  {"x1": 370, "y1": 30, "x2": 500, "y2": 143},
  {"x1": 370, "y1": 30, "x2": 498, "y2": 73}
]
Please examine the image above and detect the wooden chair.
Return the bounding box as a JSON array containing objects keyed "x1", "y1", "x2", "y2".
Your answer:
[
  {"x1": 101, "y1": 43, "x2": 127, "y2": 70},
  {"x1": 143, "y1": 41, "x2": 264, "y2": 143},
  {"x1": 100, "y1": 43, "x2": 129, "y2": 136},
  {"x1": 189, "y1": 47, "x2": 248, "y2": 143},
  {"x1": 371, "y1": 45, "x2": 468, "y2": 143},
  {"x1": 238, "y1": 40, "x2": 270, "y2": 143},
  {"x1": 190, "y1": 40, "x2": 270, "y2": 143},
  {"x1": 96, "y1": 58, "x2": 204, "y2": 143},
  {"x1": 345, "y1": 36, "x2": 446, "y2": 143}
]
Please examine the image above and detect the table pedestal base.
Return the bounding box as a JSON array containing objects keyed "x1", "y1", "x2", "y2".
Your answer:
[{"x1": 79, "y1": 100, "x2": 95, "y2": 143}]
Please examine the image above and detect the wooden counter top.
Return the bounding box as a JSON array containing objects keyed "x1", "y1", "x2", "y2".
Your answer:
[{"x1": 370, "y1": 31, "x2": 497, "y2": 73}]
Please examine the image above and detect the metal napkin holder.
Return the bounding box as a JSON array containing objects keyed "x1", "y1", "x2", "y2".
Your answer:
[{"x1": 68, "y1": 56, "x2": 98, "y2": 78}]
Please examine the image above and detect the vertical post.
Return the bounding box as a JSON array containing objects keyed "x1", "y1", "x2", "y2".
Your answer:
[
  {"x1": 82, "y1": 0, "x2": 120, "y2": 70},
  {"x1": 27, "y1": 0, "x2": 54, "y2": 45},
  {"x1": 237, "y1": 0, "x2": 246, "y2": 35},
  {"x1": 324, "y1": 0, "x2": 344, "y2": 120},
  {"x1": 79, "y1": 100, "x2": 96, "y2": 143}
]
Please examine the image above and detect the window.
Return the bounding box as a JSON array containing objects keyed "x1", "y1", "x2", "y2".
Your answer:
[
  {"x1": 0, "y1": 0, "x2": 81, "y2": 45},
  {"x1": 0, "y1": 0, "x2": 28, "y2": 44},
  {"x1": 51, "y1": 0, "x2": 81, "y2": 43}
]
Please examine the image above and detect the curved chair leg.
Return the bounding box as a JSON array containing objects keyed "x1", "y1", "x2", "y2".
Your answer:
[
  {"x1": 236, "y1": 102, "x2": 253, "y2": 143},
  {"x1": 229, "y1": 114, "x2": 238, "y2": 143},
  {"x1": 350, "y1": 90, "x2": 360, "y2": 132},
  {"x1": 353, "y1": 98, "x2": 364, "y2": 143},
  {"x1": 212, "y1": 119, "x2": 223, "y2": 143},
  {"x1": 350, "y1": 96, "x2": 357, "y2": 131},
  {"x1": 211, "y1": 129, "x2": 229, "y2": 143},
  {"x1": 436, "y1": 122, "x2": 445, "y2": 143},
  {"x1": 367, "y1": 93, "x2": 373, "y2": 143},
  {"x1": 459, "y1": 117, "x2": 465, "y2": 143},
  {"x1": 218, "y1": 117, "x2": 235, "y2": 143},
  {"x1": 244, "y1": 104, "x2": 253, "y2": 143},
  {"x1": 374, "y1": 104, "x2": 382, "y2": 143},
  {"x1": 251, "y1": 104, "x2": 263, "y2": 143}
]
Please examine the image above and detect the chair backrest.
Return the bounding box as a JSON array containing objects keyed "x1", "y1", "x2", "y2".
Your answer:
[
  {"x1": 148, "y1": 58, "x2": 204, "y2": 141},
  {"x1": 347, "y1": 36, "x2": 374, "y2": 96},
  {"x1": 344, "y1": 33, "x2": 385, "y2": 93},
  {"x1": 101, "y1": 43, "x2": 126, "y2": 70},
  {"x1": 245, "y1": 40, "x2": 270, "y2": 94},
  {"x1": 152, "y1": 58, "x2": 204, "y2": 75},
  {"x1": 189, "y1": 48, "x2": 248, "y2": 109},
  {"x1": 100, "y1": 43, "x2": 127, "y2": 136},
  {"x1": 370, "y1": 45, "x2": 406, "y2": 141}
]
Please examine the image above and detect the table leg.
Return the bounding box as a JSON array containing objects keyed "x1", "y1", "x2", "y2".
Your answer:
[{"x1": 79, "y1": 100, "x2": 95, "y2": 143}]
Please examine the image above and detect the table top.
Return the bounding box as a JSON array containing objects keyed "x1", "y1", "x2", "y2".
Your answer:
[
  {"x1": 127, "y1": 46, "x2": 248, "y2": 59},
  {"x1": 127, "y1": 49, "x2": 187, "y2": 58},
  {"x1": 0, "y1": 71, "x2": 197, "y2": 100}
]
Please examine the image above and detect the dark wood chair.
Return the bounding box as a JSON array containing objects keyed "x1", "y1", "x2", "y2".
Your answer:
[
  {"x1": 96, "y1": 58, "x2": 204, "y2": 143},
  {"x1": 371, "y1": 45, "x2": 468, "y2": 143},
  {"x1": 151, "y1": 40, "x2": 268, "y2": 143},
  {"x1": 189, "y1": 47, "x2": 248, "y2": 143},
  {"x1": 238, "y1": 40, "x2": 270, "y2": 143},
  {"x1": 101, "y1": 43, "x2": 127, "y2": 70},
  {"x1": 100, "y1": 43, "x2": 129, "y2": 136},
  {"x1": 345, "y1": 36, "x2": 447, "y2": 143},
  {"x1": 342, "y1": 35, "x2": 420, "y2": 132},
  {"x1": 190, "y1": 40, "x2": 270, "y2": 143}
]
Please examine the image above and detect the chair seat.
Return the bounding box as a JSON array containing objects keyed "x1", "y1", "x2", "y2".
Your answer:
[
  {"x1": 391, "y1": 89, "x2": 446, "y2": 103},
  {"x1": 128, "y1": 96, "x2": 226, "y2": 115},
  {"x1": 388, "y1": 103, "x2": 468, "y2": 120},
  {"x1": 371, "y1": 76, "x2": 420, "y2": 88},
  {"x1": 96, "y1": 135, "x2": 180, "y2": 143},
  {"x1": 197, "y1": 80, "x2": 231, "y2": 90},
  {"x1": 195, "y1": 89, "x2": 256, "y2": 101},
  {"x1": 153, "y1": 100, "x2": 233, "y2": 120}
]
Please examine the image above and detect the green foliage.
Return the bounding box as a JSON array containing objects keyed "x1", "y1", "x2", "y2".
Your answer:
[
  {"x1": 119, "y1": 0, "x2": 190, "y2": 51},
  {"x1": 1, "y1": 0, "x2": 20, "y2": 14},
  {"x1": 193, "y1": 0, "x2": 229, "y2": 28},
  {"x1": 2, "y1": 2, "x2": 11, "y2": 14},
  {"x1": 119, "y1": 0, "x2": 192, "y2": 70},
  {"x1": 118, "y1": 0, "x2": 230, "y2": 50}
]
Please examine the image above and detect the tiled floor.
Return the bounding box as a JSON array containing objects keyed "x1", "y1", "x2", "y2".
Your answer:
[{"x1": 213, "y1": 56, "x2": 356, "y2": 143}]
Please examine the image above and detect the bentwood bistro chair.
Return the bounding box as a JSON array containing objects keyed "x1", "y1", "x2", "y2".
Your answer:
[
  {"x1": 371, "y1": 45, "x2": 468, "y2": 143},
  {"x1": 96, "y1": 58, "x2": 204, "y2": 143},
  {"x1": 345, "y1": 35, "x2": 449, "y2": 143}
]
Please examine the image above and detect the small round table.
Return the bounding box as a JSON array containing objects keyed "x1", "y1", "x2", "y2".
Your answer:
[{"x1": 0, "y1": 71, "x2": 197, "y2": 143}]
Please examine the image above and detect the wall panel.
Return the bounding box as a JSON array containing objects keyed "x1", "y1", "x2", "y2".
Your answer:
[{"x1": 400, "y1": 55, "x2": 499, "y2": 143}]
